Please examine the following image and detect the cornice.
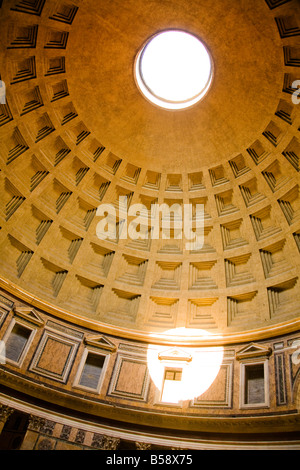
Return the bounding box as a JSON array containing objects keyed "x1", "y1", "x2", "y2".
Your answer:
[
  {"x1": 0, "y1": 369, "x2": 300, "y2": 437},
  {"x1": 0, "y1": 276, "x2": 299, "y2": 347}
]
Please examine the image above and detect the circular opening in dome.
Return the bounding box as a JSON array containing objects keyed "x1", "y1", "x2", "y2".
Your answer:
[{"x1": 135, "y1": 30, "x2": 213, "y2": 110}]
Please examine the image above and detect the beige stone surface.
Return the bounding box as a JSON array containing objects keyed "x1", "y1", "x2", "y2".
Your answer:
[{"x1": 0, "y1": 0, "x2": 299, "y2": 346}]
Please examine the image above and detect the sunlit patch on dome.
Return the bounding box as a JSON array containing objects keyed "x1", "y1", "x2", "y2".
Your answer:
[{"x1": 147, "y1": 328, "x2": 223, "y2": 404}]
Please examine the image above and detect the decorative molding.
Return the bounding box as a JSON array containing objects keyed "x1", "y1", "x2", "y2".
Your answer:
[
  {"x1": 158, "y1": 347, "x2": 192, "y2": 363},
  {"x1": 84, "y1": 335, "x2": 117, "y2": 352},
  {"x1": 45, "y1": 320, "x2": 84, "y2": 340},
  {"x1": 13, "y1": 307, "x2": 44, "y2": 327},
  {"x1": 0, "y1": 294, "x2": 14, "y2": 310},
  {"x1": 236, "y1": 343, "x2": 272, "y2": 361}
]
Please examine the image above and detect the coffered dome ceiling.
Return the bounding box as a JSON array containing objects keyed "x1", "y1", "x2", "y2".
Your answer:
[{"x1": 0, "y1": 0, "x2": 299, "y2": 343}]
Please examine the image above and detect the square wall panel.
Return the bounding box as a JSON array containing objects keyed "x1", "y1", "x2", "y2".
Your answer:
[
  {"x1": 107, "y1": 353, "x2": 150, "y2": 402},
  {"x1": 29, "y1": 329, "x2": 80, "y2": 382}
]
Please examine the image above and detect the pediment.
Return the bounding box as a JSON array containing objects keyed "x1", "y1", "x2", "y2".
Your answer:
[
  {"x1": 84, "y1": 334, "x2": 117, "y2": 352},
  {"x1": 236, "y1": 343, "x2": 272, "y2": 360},
  {"x1": 13, "y1": 307, "x2": 44, "y2": 326},
  {"x1": 158, "y1": 347, "x2": 192, "y2": 363}
]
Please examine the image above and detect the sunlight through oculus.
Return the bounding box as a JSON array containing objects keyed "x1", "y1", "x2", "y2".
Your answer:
[
  {"x1": 147, "y1": 328, "x2": 223, "y2": 404},
  {"x1": 135, "y1": 30, "x2": 213, "y2": 110}
]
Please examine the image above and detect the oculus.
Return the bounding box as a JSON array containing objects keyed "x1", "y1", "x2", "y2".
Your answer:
[{"x1": 135, "y1": 30, "x2": 213, "y2": 110}]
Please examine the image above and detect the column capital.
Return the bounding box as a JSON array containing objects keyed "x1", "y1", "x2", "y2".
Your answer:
[
  {"x1": 101, "y1": 435, "x2": 120, "y2": 450},
  {"x1": 135, "y1": 441, "x2": 152, "y2": 450},
  {"x1": 0, "y1": 405, "x2": 13, "y2": 423},
  {"x1": 28, "y1": 415, "x2": 45, "y2": 432}
]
